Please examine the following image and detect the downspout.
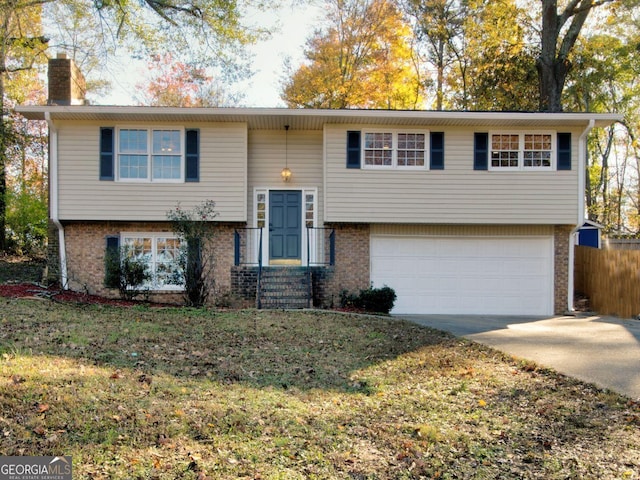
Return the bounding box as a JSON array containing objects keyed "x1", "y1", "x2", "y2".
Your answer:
[
  {"x1": 568, "y1": 119, "x2": 594, "y2": 313},
  {"x1": 45, "y1": 112, "x2": 68, "y2": 289}
]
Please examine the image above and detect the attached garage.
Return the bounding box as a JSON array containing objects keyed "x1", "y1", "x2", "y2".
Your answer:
[{"x1": 370, "y1": 235, "x2": 554, "y2": 315}]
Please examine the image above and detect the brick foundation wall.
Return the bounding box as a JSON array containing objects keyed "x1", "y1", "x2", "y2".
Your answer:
[
  {"x1": 62, "y1": 221, "x2": 237, "y2": 304},
  {"x1": 46, "y1": 220, "x2": 60, "y2": 284},
  {"x1": 311, "y1": 267, "x2": 335, "y2": 308},
  {"x1": 554, "y1": 225, "x2": 573, "y2": 315},
  {"x1": 324, "y1": 223, "x2": 370, "y2": 306},
  {"x1": 230, "y1": 266, "x2": 336, "y2": 309},
  {"x1": 230, "y1": 266, "x2": 259, "y2": 302}
]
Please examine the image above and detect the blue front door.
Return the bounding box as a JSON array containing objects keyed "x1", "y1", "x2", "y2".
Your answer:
[{"x1": 269, "y1": 190, "x2": 302, "y2": 265}]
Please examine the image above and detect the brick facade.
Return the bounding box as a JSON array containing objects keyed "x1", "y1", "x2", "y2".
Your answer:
[
  {"x1": 230, "y1": 266, "x2": 337, "y2": 309},
  {"x1": 229, "y1": 224, "x2": 370, "y2": 309},
  {"x1": 554, "y1": 224, "x2": 573, "y2": 315},
  {"x1": 46, "y1": 220, "x2": 60, "y2": 284},
  {"x1": 325, "y1": 223, "x2": 370, "y2": 305},
  {"x1": 56, "y1": 221, "x2": 570, "y2": 312},
  {"x1": 61, "y1": 221, "x2": 237, "y2": 304}
]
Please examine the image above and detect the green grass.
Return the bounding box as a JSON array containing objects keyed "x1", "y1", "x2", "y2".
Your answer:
[{"x1": 1, "y1": 298, "x2": 639, "y2": 479}]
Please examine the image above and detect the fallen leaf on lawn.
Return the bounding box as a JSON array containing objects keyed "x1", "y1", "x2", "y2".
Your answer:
[
  {"x1": 33, "y1": 426, "x2": 46, "y2": 436},
  {"x1": 110, "y1": 371, "x2": 123, "y2": 379},
  {"x1": 37, "y1": 403, "x2": 50, "y2": 413},
  {"x1": 478, "y1": 399, "x2": 487, "y2": 408}
]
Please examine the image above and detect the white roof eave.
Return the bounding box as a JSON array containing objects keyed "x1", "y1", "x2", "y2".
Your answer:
[{"x1": 14, "y1": 105, "x2": 622, "y2": 130}]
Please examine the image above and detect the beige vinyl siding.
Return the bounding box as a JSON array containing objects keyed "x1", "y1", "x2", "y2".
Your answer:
[
  {"x1": 324, "y1": 125, "x2": 581, "y2": 225},
  {"x1": 56, "y1": 121, "x2": 247, "y2": 221},
  {"x1": 247, "y1": 130, "x2": 324, "y2": 226}
]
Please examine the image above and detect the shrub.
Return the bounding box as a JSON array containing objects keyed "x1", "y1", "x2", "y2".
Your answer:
[
  {"x1": 340, "y1": 285, "x2": 396, "y2": 314},
  {"x1": 104, "y1": 246, "x2": 150, "y2": 300}
]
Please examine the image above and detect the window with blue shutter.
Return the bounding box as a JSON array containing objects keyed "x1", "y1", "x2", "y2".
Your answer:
[
  {"x1": 104, "y1": 235, "x2": 120, "y2": 288},
  {"x1": 346, "y1": 131, "x2": 361, "y2": 168},
  {"x1": 430, "y1": 132, "x2": 444, "y2": 170},
  {"x1": 474, "y1": 132, "x2": 489, "y2": 170},
  {"x1": 557, "y1": 132, "x2": 571, "y2": 171},
  {"x1": 100, "y1": 127, "x2": 115, "y2": 180},
  {"x1": 185, "y1": 129, "x2": 200, "y2": 182}
]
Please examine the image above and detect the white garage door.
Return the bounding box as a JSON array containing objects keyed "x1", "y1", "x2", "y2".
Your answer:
[{"x1": 371, "y1": 236, "x2": 553, "y2": 315}]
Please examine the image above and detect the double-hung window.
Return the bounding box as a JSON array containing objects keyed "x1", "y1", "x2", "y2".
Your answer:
[
  {"x1": 121, "y1": 233, "x2": 184, "y2": 290},
  {"x1": 363, "y1": 130, "x2": 428, "y2": 169},
  {"x1": 490, "y1": 132, "x2": 554, "y2": 171},
  {"x1": 118, "y1": 128, "x2": 184, "y2": 182}
]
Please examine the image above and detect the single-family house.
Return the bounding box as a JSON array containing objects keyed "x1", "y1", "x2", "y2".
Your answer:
[{"x1": 16, "y1": 55, "x2": 621, "y2": 315}]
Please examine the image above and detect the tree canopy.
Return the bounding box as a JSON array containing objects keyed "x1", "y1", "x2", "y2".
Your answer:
[{"x1": 281, "y1": 0, "x2": 423, "y2": 109}]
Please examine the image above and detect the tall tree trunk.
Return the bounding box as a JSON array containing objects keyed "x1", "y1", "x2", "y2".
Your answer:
[
  {"x1": 435, "y1": 40, "x2": 444, "y2": 111},
  {"x1": 537, "y1": 56, "x2": 568, "y2": 113},
  {"x1": 537, "y1": 0, "x2": 599, "y2": 112}
]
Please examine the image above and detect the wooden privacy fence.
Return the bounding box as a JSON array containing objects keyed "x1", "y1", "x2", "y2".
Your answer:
[{"x1": 575, "y1": 245, "x2": 640, "y2": 318}]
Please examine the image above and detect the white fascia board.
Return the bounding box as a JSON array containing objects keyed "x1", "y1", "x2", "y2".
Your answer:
[{"x1": 15, "y1": 105, "x2": 622, "y2": 130}]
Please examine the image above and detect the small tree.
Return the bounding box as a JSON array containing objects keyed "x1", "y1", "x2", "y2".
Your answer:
[{"x1": 167, "y1": 200, "x2": 218, "y2": 307}]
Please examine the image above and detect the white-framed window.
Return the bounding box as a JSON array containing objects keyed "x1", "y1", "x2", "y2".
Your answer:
[
  {"x1": 490, "y1": 132, "x2": 554, "y2": 171},
  {"x1": 117, "y1": 128, "x2": 184, "y2": 182},
  {"x1": 121, "y1": 233, "x2": 184, "y2": 290},
  {"x1": 363, "y1": 130, "x2": 428, "y2": 169}
]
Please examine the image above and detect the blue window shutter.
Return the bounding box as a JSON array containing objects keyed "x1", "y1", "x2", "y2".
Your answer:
[
  {"x1": 100, "y1": 127, "x2": 115, "y2": 180},
  {"x1": 104, "y1": 235, "x2": 120, "y2": 288},
  {"x1": 474, "y1": 132, "x2": 489, "y2": 171},
  {"x1": 557, "y1": 132, "x2": 571, "y2": 170},
  {"x1": 430, "y1": 132, "x2": 444, "y2": 170},
  {"x1": 185, "y1": 129, "x2": 200, "y2": 182},
  {"x1": 346, "y1": 131, "x2": 361, "y2": 169}
]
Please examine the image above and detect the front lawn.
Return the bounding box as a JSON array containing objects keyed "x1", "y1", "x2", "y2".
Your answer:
[{"x1": 0, "y1": 298, "x2": 638, "y2": 478}]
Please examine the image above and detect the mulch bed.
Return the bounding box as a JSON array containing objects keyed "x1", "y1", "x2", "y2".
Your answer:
[{"x1": 0, "y1": 283, "x2": 142, "y2": 307}]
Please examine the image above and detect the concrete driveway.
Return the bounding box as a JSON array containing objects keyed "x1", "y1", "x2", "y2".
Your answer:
[{"x1": 397, "y1": 314, "x2": 640, "y2": 400}]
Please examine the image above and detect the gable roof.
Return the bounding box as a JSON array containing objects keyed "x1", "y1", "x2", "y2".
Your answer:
[{"x1": 15, "y1": 106, "x2": 621, "y2": 130}]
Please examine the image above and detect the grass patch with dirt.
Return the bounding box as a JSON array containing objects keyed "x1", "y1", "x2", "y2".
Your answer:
[{"x1": 1, "y1": 298, "x2": 639, "y2": 479}]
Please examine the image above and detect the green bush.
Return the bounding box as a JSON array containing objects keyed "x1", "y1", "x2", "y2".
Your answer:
[
  {"x1": 340, "y1": 285, "x2": 396, "y2": 314},
  {"x1": 104, "y1": 246, "x2": 150, "y2": 300},
  {"x1": 5, "y1": 190, "x2": 47, "y2": 256}
]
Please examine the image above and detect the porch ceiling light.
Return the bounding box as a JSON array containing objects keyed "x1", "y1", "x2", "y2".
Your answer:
[
  {"x1": 281, "y1": 125, "x2": 292, "y2": 182},
  {"x1": 281, "y1": 166, "x2": 292, "y2": 182}
]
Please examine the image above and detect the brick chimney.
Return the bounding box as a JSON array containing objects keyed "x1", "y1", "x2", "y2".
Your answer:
[{"x1": 48, "y1": 52, "x2": 86, "y2": 105}]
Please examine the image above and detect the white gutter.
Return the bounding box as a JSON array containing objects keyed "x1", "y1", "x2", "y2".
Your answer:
[
  {"x1": 45, "y1": 112, "x2": 68, "y2": 289},
  {"x1": 568, "y1": 118, "x2": 595, "y2": 313}
]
